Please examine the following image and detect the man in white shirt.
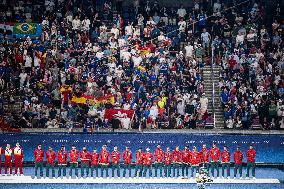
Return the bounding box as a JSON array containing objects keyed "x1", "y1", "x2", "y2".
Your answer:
[
  {"x1": 178, "y1": 18, "x2": 187, "y2": 33},
  {"x1": 110, "y1": 24, "x2": 120, "y2": 39},
  {"x1": 132, "y1": 53, "x2": 143, "y2": 67},
  {"x1": 125, "y1": 22, "x2": 133, "y2": 37},
  {"x1": 201, "y1": 28, "x2": 211, "y2": 48},
  {"x1": 177, "y1": 5, "x2": 187, "y2": 18},
  {"x1": 81, "y1": 17, "x2": 90, "y2": 31},
  {"x1": 184, "y1": 43, "x2": 194, "y2": 58},
  {"x1": 72, "y1": 16, "x2": 81, "y2": 30}
]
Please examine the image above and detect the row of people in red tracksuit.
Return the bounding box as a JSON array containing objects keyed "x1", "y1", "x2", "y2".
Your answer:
[{"x1": 1, "y1": 142, "x2": 257, "y2": 179}]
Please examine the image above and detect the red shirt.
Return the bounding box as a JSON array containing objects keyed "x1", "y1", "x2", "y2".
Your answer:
[
  {"x1": 69, "y1": 149, "x2": 79, "y2": 163},
  {"x1": 136, "y1": 151, "x2": 144, "y2": 165},
  {"x1": 46, "y1": 150, "x2": 56, "y2": 164},
  {"x1": 172, "y1": 150, "x2": 181, "y2": 163},
  {"x1": 221, "y1": 150, "x2": 231, "y2": 163},
  {"x1": 111, "y1": 151, "x2": 120, "y2": 164},
  {"x1": 34, "y1": 149, "x2": 44, "y2": 162},
  {"x1": 91, "y1": 152, "x2": 99, "y2": 166},
  {"x1": 80, "y1": 150, "x2": 91, "y2": 163},
  {"x1": 122, "y1": 150, "x2": 132, "y2": 164},
  {"x1": 13, "y1": 147, "x2": 24, "y2": 159},
  {"x1": 57, "y1": 150, "x2": 67, "y2": 164},
  {"x1": 190, "y1": 151, "x2": 201, "y2": 165},
  {"x1": 234, "y1": 151, "x2": 243, "y2": 164},
  {"x1": 154, "y1": 148, "x2": 164, "y2": 163},
  {"x1": 200, "y1": 148, "x2": 210, "y2": 163},
  {"x1": 182, "y1": 149, "x2": 191, "y2": 163},
  {"x1": 210, "y1": 147, "x2": 220, "y2": 162},
  {"x1": 100, "y1": 149, "x2": 109, "y2": 164},
  {"x1": 246, "y1": 149, "x2": 256, "y2": 163},
  {"x1": 143, "y1": 152, "x2": 153, "y2": 166},
  {"x1": 164, "y1": 151, "x2": 173, "y2": 164}
]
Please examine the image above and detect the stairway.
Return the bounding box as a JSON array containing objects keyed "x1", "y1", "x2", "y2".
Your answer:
[{"x1": 202, "y1": 65, "x2": 224, "y2": 128}]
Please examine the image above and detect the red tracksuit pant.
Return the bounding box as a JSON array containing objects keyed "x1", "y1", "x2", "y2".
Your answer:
[
  {"x1": 15, "y1": 158, "x2": 23, "y2": 174},
  {"x1": 5, "y1": 160, "x2": 12, "y2": 174}
]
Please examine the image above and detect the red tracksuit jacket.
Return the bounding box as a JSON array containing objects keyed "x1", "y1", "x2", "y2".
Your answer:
[
  {"x1": 221, "y1": 150, "x2": 231, "y2": 163},
  {"x1": 46, "y1": 150, "x2": 56, "y2": 164},
  {"x1": 172, "y1": 150, "x2": 181, "y2": 163},
  {"x1": 200, "y1": 148, "x2": 210, "y2": 163},
  {"x1": 80, "y1": 150, "x2": 91, "y2": 163},
  {"x1": 246, "y1": 149, "x2": 256, "y2": 163},
  {"x1": 91, "y1": 152, "x2": 99, "y2": 166},
  {"x1": 13, "y1": 147, "x2": 24, "y2": 160},
  {"x1": 136, "y1": 151, "x2": 144, "y2": 165},
  {"x1": 164, "y1": 151, "x2": 173, "y2": 164},
  {"x1": 190, "y1": 151, "x2": 201, "y2": 165},
  {"x1": 4, "y1": 148, "x2": 13, "y2": 162},
  {"x1": 111, "y1": 151, "x2": 120, "y2": 164},
  {"x1": 234, "y1": 151, "x2": 243, "y2": 165},
  {"x1": 57, "y1": 150, "x2": 67, "y2": 164},
  {"x1": 34, "y1": 149, "x2": 44, "y2": 162},
  {"x1": 99, "y1": 150, "x2": 109, "y2": 164},
  {"x1": 182, "y1": 149, "x2": 191, "y2": 164},
  {"x1": 69, "y1": 149, "x2": 79, "y2": 163},
  {"x1": 143, "y1": 152, "x2": 153, "y2": 166},
  {"x1": 123, "y1": 150, "x2": 132, "y2": 164},
  {"x1": 210, "y1": 147, "x2": 220, "y2": 162},
  {"x1": 154, "y1": 148, "x2": 164, "y2": 163}
]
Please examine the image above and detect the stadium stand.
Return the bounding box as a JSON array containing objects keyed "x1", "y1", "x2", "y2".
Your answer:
[{"x1": 0, "y1": 0, "x2": 283, "y2": 132}]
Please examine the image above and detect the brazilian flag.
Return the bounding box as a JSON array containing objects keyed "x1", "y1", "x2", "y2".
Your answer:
[{"x1": 13, "y1": 23, "x2": 37, "y2": 35}]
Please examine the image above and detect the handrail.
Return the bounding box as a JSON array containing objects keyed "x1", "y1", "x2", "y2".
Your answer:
[{"x1": 211, "y1": 44, "x2": 216, "y2": 128}]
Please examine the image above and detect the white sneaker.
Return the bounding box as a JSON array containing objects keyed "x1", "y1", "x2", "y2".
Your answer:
[
  {"x1": 221, "y1": 176, "x2": 224, "y2": 179},
  {"x1": 253, "y1": 177, "x2": 256, "y2": 180},
  {"x1": 233, "y1": 177, "x2": 236, "y2": 179},
  {"x1": 52, "y1": 177, "x2": 55, "y2": 179},
  {"x1": 20, "y1": 174, "x2": 24, "y2": 176},
  {"x1": 217, "y1": 177, "x2": 219, "y2": 179},
  {"x1": 227, "y1": 176, "x2": 230, "y2": 179}
]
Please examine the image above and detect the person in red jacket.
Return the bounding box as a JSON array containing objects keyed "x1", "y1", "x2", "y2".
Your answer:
[
  {"x1": 13, "y1": 142, "x2": 24, "y2": 175},
  {"x1": 46, "y1": 146, "x2": 56, "y2": 178},
  {"x1": 91, "y1": 148, "x2": 99, "y2": 178},
  {"x1": 190, "y1": 146, "x2": 201, "y2": 178},
  {"x1": 80, "y1": 146, "x2": 91, "y2": 177},
  {"x1": 57, "y1": 145, "x2": 67, "y2": 178},
  {"x1": 143, "y1": 147, "x2": 153, "y2": 178},
  {"x1": 122, "y1": 146, "x2": 132, "y2": 177},
  {"x1": 100, "y1": 145, "x2": 109, "y2": 178},
  {"x1": 200, "y1": 144, "x2": 210, "y2": 172},
  {"x1": 210, "y1": 142, "x2": 220, "y2": 178},
  {"x1": 172, "y1": 146, "x2": 182, "y2": 178},
  {"x1": 221, "y1": 146, "x2": 231, "y2": 178},
  {"x1": 154, "y1": 144, "x2": 164, "y2": 177},
  {"x1": 164, "y1": 147, "x2": 172, "y2": 178},
  {"x1": 4, "y1": 144, "x2": 13, "y2": 175},
  {"x1": 246, "y1": 144, "x2": 256, "y2": 178},
  {"x1": 111, "y1": 146, "x2": 121, "y2": 178},
  {"x1": 34, "y1": 144, "x2": 44, "y2": 178},
  {"x1": 234, "y1": 146, "x2": 243, "y2": 178},
  {"x1": 182, "y1": 145, "x2": 191, "y2": 178},
  {"x1": 69, "y1": 144, "x2": 79, "y2": 177},
  {"x1": 135, "y1": 147, "x2": 144, "y2": 177}
]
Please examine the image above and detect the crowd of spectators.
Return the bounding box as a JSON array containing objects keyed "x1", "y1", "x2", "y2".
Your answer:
[
  {"x1": 217, "y1": 1, "x2": 284, "y2": 130},
  {"x1": 0, "y1": 0, "x2": 282, "y2": 131}
]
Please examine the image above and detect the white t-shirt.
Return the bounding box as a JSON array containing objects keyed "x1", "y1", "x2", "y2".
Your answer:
[
  {"x1": 178, "y1": 20, "x2": 186, "y2": 32},
  {"x1": 110, "y1": 28, "x2": 120, "y2": 39},
  {"x1": 184, "y1": 45, "x2": 194, "y2": 57},
  {"x1": 201, "y1": 32, "x2": 210, "y2": 42},
  {"x1": 132, "y1": 56, "x2": 143, "y2": 67},
  {"x1": 81, "y1": 19, "x2": 90, "y2": 31},
  {"x1": 72, "y1": 19, "x2": 81, "y2": 30},
  {"x1": 125, "y1": 25, "x2": 133, "y2": 36}
]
